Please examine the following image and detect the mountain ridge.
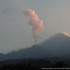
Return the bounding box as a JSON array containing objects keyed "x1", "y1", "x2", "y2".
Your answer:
[{"x1": 0, "y1": 33, "x2": 70, "y2": 61}]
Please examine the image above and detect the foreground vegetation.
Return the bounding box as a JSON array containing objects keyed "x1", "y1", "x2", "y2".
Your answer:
[{"x1": 0, "y1": 58, "x2": 70, "y2": 70}]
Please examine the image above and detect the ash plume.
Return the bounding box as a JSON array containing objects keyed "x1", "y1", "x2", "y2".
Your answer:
[{"x1": 24, "y1": 9, "x2": 43, "y2": 45}]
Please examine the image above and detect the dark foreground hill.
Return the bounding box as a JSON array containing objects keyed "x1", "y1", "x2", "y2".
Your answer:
[
  {"x1": 0, "y1": 45, "x2": 53, "y2": 61},
  {"x1": 0, "y1": 58, "x2": 70, "y2": 70}
]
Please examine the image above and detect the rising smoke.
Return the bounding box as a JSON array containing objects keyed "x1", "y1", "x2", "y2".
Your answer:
[{"x1": 24, "y1": 9, "x2": 43, "y2": 45}]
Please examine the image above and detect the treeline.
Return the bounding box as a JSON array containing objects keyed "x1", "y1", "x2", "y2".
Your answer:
[{"x1": 0, "y1": 59, "x2": 70, "y2": 70}]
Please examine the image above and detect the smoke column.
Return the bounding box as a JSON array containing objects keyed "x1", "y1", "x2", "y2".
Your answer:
[{"x1": 24, "y1": 9, "x2": 43, "y2": 45}]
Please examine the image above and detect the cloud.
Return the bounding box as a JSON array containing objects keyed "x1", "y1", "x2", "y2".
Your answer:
[{"x1": 24, "y1": 9, "x2": 43, "y2": 44}]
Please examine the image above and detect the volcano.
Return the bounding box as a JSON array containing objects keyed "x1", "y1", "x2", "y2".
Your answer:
[{"x1": 0, "y1": 33, "x2": 70, "y2": 61}]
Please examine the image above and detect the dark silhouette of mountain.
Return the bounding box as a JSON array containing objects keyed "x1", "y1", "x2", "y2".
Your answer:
[
  {"x1": 41, "y1": 33, "x2": 70, "y2": 58},
  {"x1": 0, "y1": 45, "x2": 52, "y2": 61},
  {"x1": 0, "y1": 33, "x2": 70, "y2": 61}
]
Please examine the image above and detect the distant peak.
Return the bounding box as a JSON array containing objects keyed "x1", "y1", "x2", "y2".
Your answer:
[
  {"x1": 60, "y1": 32, "x2": 70, "y2": 37},
  {"x1": 31, "y1": 44, "x2": 40, "y2": 47}
]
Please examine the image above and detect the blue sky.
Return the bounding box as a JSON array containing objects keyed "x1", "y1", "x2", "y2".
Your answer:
[{"x1": 0, "y1": 0, "x2": 70, "y2": 53}]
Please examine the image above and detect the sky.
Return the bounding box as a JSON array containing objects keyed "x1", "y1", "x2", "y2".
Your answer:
[{"x1": 0, "y1": 0, "x2": 70, "y2": 53}]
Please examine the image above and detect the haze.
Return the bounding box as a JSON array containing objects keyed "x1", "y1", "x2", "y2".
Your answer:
[{"x1": 0, "y1": 0, "x2": 70, "y2": 53}]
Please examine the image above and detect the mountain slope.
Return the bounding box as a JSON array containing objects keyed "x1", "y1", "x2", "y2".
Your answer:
[
  {"x1": 0, "y1": 45, "x2": 52, "y2": 61},
  {"x1": 0, "y1": 33, "x2": 70, "y2": 61},
  {"x1": 41, "y1": 33, "x2": 70, "y2": 57}
]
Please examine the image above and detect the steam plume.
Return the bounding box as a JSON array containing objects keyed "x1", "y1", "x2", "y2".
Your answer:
[
  {"x1": 61, "y1": 32, "x2": 70, "y2": 37},
  {"x1": 24, "y1": 9, "x2": 43, "y2": 44}
]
